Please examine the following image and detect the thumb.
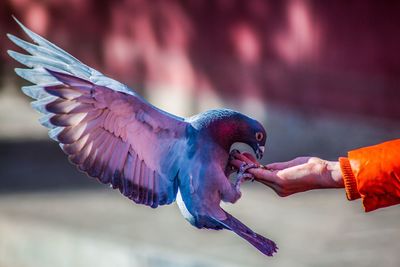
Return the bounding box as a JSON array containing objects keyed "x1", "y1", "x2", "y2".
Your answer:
[
  {"x1": 248, "y1": 168, "x2": 280, "y2": 183},
  {"x1": 266, "y1": 157, "x2": 310, "y2": 170},
  {"x1": 233, "y1": 152, "x2": 260, "y2": 166},
  {"x1": 242, "y1": 152, "x2": 258, "y2": 164}
]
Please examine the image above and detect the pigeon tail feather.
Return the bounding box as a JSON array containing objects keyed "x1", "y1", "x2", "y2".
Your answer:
[{"x1": 216, "y1": 211, "x2": 278, "y2": 257}]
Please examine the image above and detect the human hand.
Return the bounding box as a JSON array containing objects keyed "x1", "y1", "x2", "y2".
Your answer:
[{"x1": 230, "y1": 153, "x2": 344, "y2": 197}]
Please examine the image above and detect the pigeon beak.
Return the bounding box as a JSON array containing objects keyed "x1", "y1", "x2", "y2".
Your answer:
[{"x1": 256, "y1": 145, "x2": 265, "y2": 160}]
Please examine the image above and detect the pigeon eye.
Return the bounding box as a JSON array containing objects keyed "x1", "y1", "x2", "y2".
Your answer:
[{"x1": 255, "y1": 132, "x2": 263, "y2": 141}]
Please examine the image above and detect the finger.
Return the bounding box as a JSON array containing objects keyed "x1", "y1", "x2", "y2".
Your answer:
[
  {"x1": 242, "y1": 152, "x2": 258, "y2": 164},
  {"x1": 234, "y1": 153, "x2": 260, "y2": 166},
  {"x1": 266, "y1": 157, "x2": 309, "y2": 170},
  {"x1": 232, "y1": 152, "x2": 250, "y2": 162},
  {"x1": 247, "y1": 168, "x2": 280, "y2": 183},
  {"x1": 266, "y1": 161, "x2": 291, "y2": 170},
  {"x1": 229, "y1": 159, "x2": 245, "y2": 169}
]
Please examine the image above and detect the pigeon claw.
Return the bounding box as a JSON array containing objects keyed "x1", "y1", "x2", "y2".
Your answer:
[
  {"x1": 239, "y1": 162, "x2": 257, "y2": 177},
  {"x1": 235, "y1": 162, "x2": 258, "y2": 193}
]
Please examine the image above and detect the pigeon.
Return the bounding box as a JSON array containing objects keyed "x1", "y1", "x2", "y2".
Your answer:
[{"x1": 7, "y1": 17, "x2": 278, "y2": 256}]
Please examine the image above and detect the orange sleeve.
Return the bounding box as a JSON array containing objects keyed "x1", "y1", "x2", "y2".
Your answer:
[{"x1": 339, "y1": 139, "x2": 400, "y2": 212}]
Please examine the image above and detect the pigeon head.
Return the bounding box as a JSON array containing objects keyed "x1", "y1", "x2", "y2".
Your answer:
[{"x1": 191, "y1": 109, "x2": 267, "y2": 159}]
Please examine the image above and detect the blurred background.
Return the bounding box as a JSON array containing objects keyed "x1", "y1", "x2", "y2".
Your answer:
[{"x1": 1, "y1": 0, "x2": 400, "y2": 266}]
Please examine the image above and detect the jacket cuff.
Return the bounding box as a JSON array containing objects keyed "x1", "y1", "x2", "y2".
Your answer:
[{"x1": 339, "y1": 157, "x2": 361, "y2": 200}]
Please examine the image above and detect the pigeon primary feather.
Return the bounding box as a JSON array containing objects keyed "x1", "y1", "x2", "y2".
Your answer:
[{"x1": 7, "y1": 17, "x2": 278, "y2": 256}]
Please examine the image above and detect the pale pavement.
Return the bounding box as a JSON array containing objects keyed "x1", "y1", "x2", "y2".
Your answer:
[{"x1": 1, "y1": 185, "x2": 399, "y2": 267}]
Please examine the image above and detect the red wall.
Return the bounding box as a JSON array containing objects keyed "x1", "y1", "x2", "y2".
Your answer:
[{"x1": 2, "y1": 0, "x2": 400, "y2": 119}]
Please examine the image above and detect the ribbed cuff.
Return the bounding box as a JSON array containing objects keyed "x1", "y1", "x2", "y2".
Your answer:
[{"x1": 339, "y1": 157, "x2": 361, "y2": 200}]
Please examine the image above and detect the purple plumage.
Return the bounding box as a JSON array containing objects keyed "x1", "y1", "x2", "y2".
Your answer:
[
  {"x1": 220, "y1": 211, "x2": 278, "y2": 256},
  {"x1": 8, "y1": 17, "x2": 277, "y2": 257}
]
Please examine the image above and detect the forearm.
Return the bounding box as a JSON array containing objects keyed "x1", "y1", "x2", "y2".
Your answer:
[{"x1": 339, "y1": 139, "x2": 400, "y2": 212}]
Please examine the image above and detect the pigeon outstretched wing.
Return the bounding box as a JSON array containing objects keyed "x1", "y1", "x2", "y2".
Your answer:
[{"x1": 7, "y1": 18, "x2": 188, "y2": 208}]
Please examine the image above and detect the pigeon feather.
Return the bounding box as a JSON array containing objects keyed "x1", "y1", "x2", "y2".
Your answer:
[{"x1": 8, "y1": 17, "x2": 277, "y2": 256}]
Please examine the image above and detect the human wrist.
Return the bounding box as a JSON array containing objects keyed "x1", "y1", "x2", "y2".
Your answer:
[
  {"x1": 326, "y1": 160, "x2": 344, "y2": 188},
  {"x1": 306, "y1": 158, "x2": 343, "y2": 189},
  {"x1": 313, "y1": 159, "x2": 343, "y2": 189}
]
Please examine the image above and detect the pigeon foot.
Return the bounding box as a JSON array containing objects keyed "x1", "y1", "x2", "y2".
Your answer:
[{"x1": 235, "y1": 162, "x2": 257, "y2": 192}]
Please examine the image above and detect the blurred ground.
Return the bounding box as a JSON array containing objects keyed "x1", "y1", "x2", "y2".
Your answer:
[{"x1": 1, "y1": 187, "x2": 400, "y2": 267}]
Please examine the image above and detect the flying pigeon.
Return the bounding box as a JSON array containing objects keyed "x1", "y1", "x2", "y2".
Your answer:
[{"x1": 7, "y1": 17, "x2": 277, "y2": 256}]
